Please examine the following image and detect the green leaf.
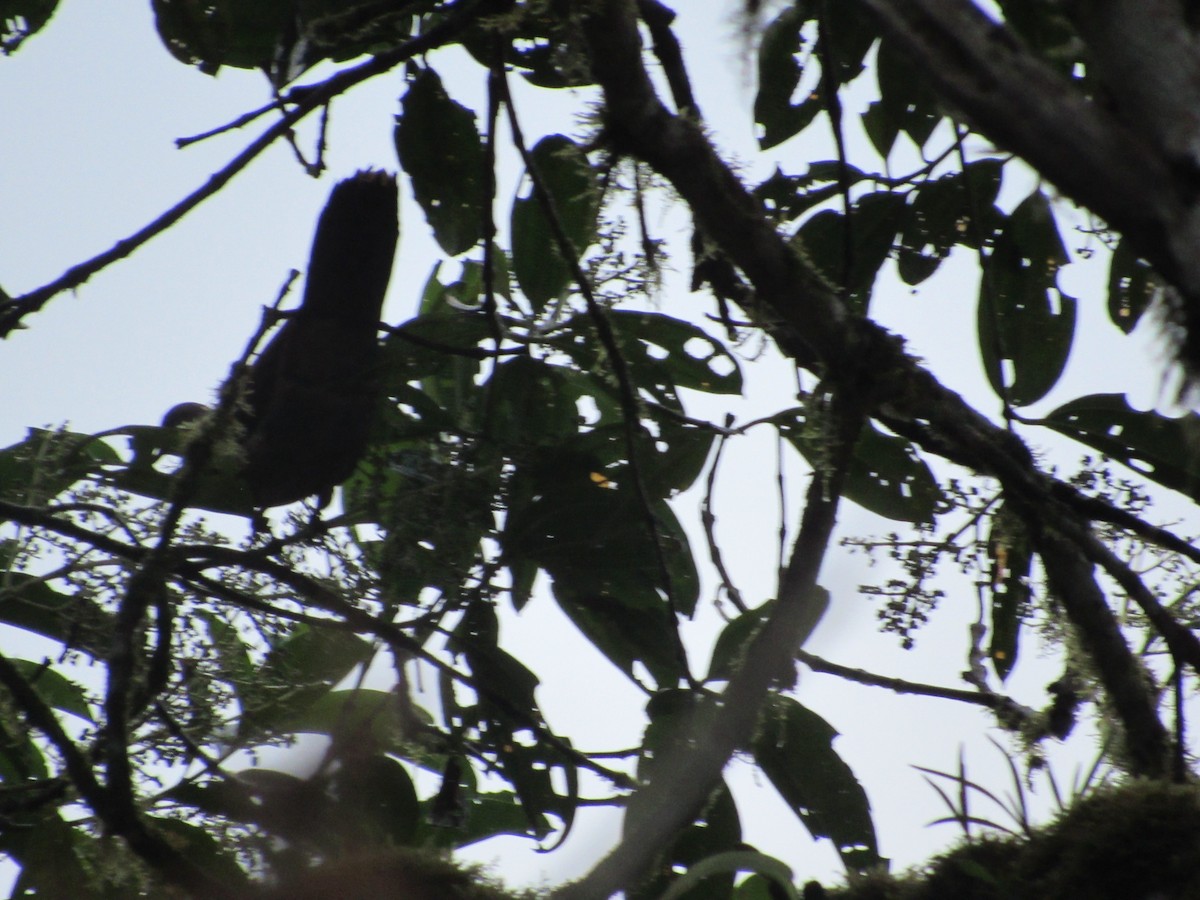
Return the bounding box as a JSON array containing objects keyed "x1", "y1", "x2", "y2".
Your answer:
[
  {"x1": 238, "y1": 627, "x2": 373, "y2": 737},
  {"x1": 511, "y1": 135, "x2": 601, "y2": 309},
  {"x1": 0, "y1": 574, "x2": 113, "y2": 658},
  {"x1": 192, "y1": 608, "x2": 260, "y2": 724},
  {"x1": 736, "y1": 872, "x2": 803, "y2": 899},
  {"x1": 1041, "y1": 394, "x2": 1200, "y2": 502},
  {"x1": 327, "y1": 754, "x2": 421, "y2": 846},
  {"x1": 781, "y1": 411, "x2": 944, "y2": 523},
  {"x1": 611, "y1": 310, "x2": 743, "y2": 400},
  {"x1": 416, "y1": 255, "x2": 510, "y2": 317},
  {"x1": 442, "y1": 606, "x2": 579, "y2": 843},
  {"x1": 347, "y1": 434, "x2": 499, "y2": 603},
  {"x1": 755, "y1": 5, "x2": 821, "y2": 150},
  {"x1": 145, "y1": 816, "x2": 248, "y2": 887},
  {"x1": 0, "y1": 427, "x2": 118, "y2": 505},
  {"x1": 460, "y1": 11, "x2": 594, "y2": 89},
  {"x1": 486, "y1": 356, "x2": 583, "y2": 446},
  {"x1": 793, "y1": 192, "x2": 908, "y2": 311},
  {"x1": 503, "y1": 447, "x2": 653, "y2": 578},
  {"x1": 381, "y1": 308, "x2": 495, "y2": 388},
  {"x1": 861, "y1": 100, "x2": 901, "y2": 161},
  {"x1": 868, "y1": 39, "x2": 941, "y2": 158},
  {"x1": 662, "y1": 850, "x2": 800, "y2": 900},
  {"x1": 452, "y1": 604, "x2": 541, "y2": 721},
  {"x1": 9, "y1": 659, "x2": 93, "y2": 723},
  {"x1": 986, "y1": 503, "x2": 1032, "y2": 682},
  {"x1": 151, "y1": 0, "x2": 412, "y2": 79},
  {"x1": 649, "y1": 499, "x2": 702, "y2": 617},
  {"x1": 385, "y1": 307, "x2": 488, "y2": 429},
  {"x1": 632, "y1": 782, "x2": 742, "y2": 900},
  {"x1": 0, "y1": 729, "x2": 48, "y2": 783},
  {"x1": 549, "y1": 313, "x2": 738, "y2": 459},
  {"x1": 631, "y1": 693, "x2": 743, "y2": 900},
  {"x1": 754, "y1": 695, "x2": 880, "y2": 874},
  {"x1": 397, "y1": 69, "x2": 487, "y2": 257},
  {"x1": 1107, "y1": 238, "x2": 1160, "y2": 333},
  {"x1": 151, "y1": 0, "x2": 294, "y2": 74},
  {"x1": 978, "y1": 190, "x2": 1076, "y2": 406},
  {"x1": 708, "y1": 603, "x2": 772, "y2": 684},
  {"x1": 641, "y1": 416, "x2": 717, "y2": 501},
  {"x1": 819, "y1": 1, "x2": 879, "y2": 87},
  {"x1": 508, "y1": 556, "x2": 539, "y2": 612},
  {"x1": 276, "y1": 688, "x2": 413, "y2": 746},
  {"x1": 552, "y1": 579, "x2": 684, "y2": 689},
  {"x1": 708, "y1": 590, "x2": 827, "y2": 684},
  {"x1": 898, "y1": 159, "x2": 1005, "y2": 285},
  {"x1": 0, "y1": 0, "x2": 59, "y2": 54},
  {"x1": 504, "y1": 436, "x2": 700, "y2": 628},
  {"x1": 754, "y1": 162, "x2": 867, "y2": 222},
  {"x1": 495, "y1": 739, "x2": 575, "y2": 845},
  {"x1": 0, "y1": 809, "x2": 99, "y2": 899},
  {"x1": 415, "y1": 787, "x2": 546, "y2": 849}
]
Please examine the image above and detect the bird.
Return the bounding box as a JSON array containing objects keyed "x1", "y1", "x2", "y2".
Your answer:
[{"x1": 163, "y1": 170, "x2": 399, "y2": 508}]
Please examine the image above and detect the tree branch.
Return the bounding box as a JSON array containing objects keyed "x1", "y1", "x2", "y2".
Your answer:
[
  {"x1": 856, "y1": 0, "x2": 1200, "y2": 372},
  {"x1": 580, "y1": 0, "x2": 1175, "y2": 782},
  {"x1": 1066, "y1": 0, "x2": 1200, "y2": 174},
  {"x1": 795, "y1": 649, "x2": 1033, "y2": 722},
  {"x1": 0, "y1": 651, "x2": 229, "y2": 895},
  {"x1": 0, "y1": 0, "x2": 484, "y2": 337},
  {"x1": 1032, "y1": 527, "x2": 1169, "y2": 775},
  {"x1": 855, "y1": 0, "x2": 1187, "y2": 287}
]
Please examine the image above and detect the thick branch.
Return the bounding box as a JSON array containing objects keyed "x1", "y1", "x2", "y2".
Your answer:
[
  {"x1": 1067, "y1": 0, "x2": 1200, "y2": 174},
  {"x1": 556, "y1": 382, "x2": 864, "y2": 898},
  {"x1": 580, "y1": 0, "x2": 1173, "y2": 783},
  {"x1": 1031, "y1": 529, "x2": 1169, "y2": 775},
  {"x1": 855, "y1": 0, "x2": 1191, "y2": 292},
  {"x1": 857, "y1": 0, "x2": 1200, "y2": 375}
]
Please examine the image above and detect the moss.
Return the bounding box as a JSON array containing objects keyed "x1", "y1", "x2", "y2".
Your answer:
[
  {"x1": 253, "y1": 847, "x2": 538, "y2": 900},
  {"x1": 819, "y1": 780, "x2": 1200, "y2": 900},
  {"x1": 1018, "y1": 780, "x2": 1200, "y2": 899}
]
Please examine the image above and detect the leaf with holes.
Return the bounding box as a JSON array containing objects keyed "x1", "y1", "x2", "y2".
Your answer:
[
  {"x1": 755, "y1": 4, "x2": 821, "y2": 150},
  {"x1": 978, "y1": 190, "x2": 1076, "y2": 406},
  {"x1": 987, "y1": 503, "x2": 1032, "y2": 682},
  {"x1": 396, "y1": 69, "x2": 487, "y2": 257},
  {"x1": 1042, "y1": 393, "x2": 1200, "y2": 502},
  {"x1": 782, "y1": 411, "x2": 943, "y2": 523},
  {"x1": 898, "y1": 158, "x2": 1004, "y2": 285},
  {"x1": 754, "y1": 695, "x2": 880, "y2": 874},
  {"x1": 1107, "y1": 238, "x2": 1161, "y2": 334}
]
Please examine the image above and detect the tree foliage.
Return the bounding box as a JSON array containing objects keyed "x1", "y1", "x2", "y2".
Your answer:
[{"x1": 3, "y1": 1, "x2": 1200, "y2": 897}]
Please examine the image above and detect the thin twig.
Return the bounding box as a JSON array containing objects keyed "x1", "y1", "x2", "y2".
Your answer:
[
  {"x1": 700, "y1": 418, "x2": 748, "y2": 614},
  {"x1": 175, "y1": 99, "x2": 281, "y2": 148},
  {"x1": 0, "y1": 0, "x2": 482, "y2": 336},
  {"x1": 796, "y1": 649, "x2": 1034, "y2": 720}
]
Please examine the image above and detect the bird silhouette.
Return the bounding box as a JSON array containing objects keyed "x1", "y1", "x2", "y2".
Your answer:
[
  {"x1": 164, "y1": 170, "x2": 398, "y2": 508},
  {"x1": 243, "y1": 170, "x2": 398, "y2": 507}
]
